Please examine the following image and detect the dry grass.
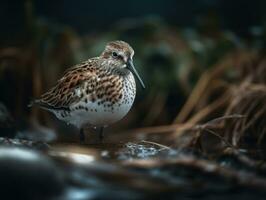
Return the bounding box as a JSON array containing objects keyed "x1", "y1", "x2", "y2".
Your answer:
[{"x1": 128, "y1": 50, "x2": 266, "y2": 158}]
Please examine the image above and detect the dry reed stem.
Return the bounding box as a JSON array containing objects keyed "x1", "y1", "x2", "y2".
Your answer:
[
  {"x1": 173, "y1": 53, "x2": 234, "y2": 124},
  {"x1": 140, "y1": 140, "x2": 171, "y2": 150},
  {"x1": 126, "y1": 114, "x2": 244, "y2": 141},
  {"x1": 186, "y1": 89, "x2": 231, "y2": 125},
  {"x1": 224, "y1": 83, "x2": 266, "y2": 146}
]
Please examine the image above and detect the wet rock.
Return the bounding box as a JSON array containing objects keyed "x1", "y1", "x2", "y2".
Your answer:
[
  {"x1": 122, "y1": 156, "x2": 266, "y2": 199},
  {"x1": 0, "y1": 147, "x2": 64, "y2": 199},
  {"x1": 0, "y1": 137, "x2": 50, "y2": 150}
]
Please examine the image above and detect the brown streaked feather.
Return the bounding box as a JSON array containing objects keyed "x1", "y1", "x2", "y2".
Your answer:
[
  {"x1": 34, "y1": 58, "x2": 99, "y2": 110},
  {"x1": 33, "y1": 57, "x2": 125, "y2": 110}
]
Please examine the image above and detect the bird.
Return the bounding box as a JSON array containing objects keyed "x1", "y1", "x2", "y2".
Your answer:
[{"x1": 30, "y1": 41, "x2": 145, "y2": 142}]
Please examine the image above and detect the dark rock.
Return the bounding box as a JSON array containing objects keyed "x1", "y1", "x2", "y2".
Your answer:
[{"x1": 0, "y1": 147, "x2": 64, "y2": 199}]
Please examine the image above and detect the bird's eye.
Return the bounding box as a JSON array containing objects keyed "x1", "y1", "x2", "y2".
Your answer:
[{"x1": 112, "y1": 52, "x2": 118, "y2": 58}]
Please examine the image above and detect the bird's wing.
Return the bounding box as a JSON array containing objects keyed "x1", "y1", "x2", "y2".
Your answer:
[{"x1": 33, "y1": 58, "x2": 99, "y2": 110}]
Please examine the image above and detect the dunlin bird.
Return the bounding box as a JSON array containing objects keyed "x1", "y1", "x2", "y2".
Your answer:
[{"x1": 30, "y1": 41, "x2": 145, "y2": 142}]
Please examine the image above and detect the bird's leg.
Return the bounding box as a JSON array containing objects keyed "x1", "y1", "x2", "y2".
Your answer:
[
  {"x1": 99, "y1": 127, "x2": 104, "y2": 142},
  {"x1": 79, "y1": 128, "x2": 85, "y2": 143}
]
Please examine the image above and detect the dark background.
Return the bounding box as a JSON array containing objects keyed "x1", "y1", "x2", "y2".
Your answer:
[
  {"x1": 0, "y1": 0, "x2": 265, "y2": 141},
  {"x1": 0, "y1": 2, "x2": 265, "y2": 199},
  {"x1": 0, "y1": 0, "x2": 265, "y2": 46}
]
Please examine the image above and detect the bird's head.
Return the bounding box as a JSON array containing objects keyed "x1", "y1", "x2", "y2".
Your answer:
[{"x1": 100, "y1": 41, "x2": 145, "y2": 89}]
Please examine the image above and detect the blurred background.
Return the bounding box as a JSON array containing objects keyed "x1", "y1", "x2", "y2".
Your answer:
[
  {"x1": 0, "y1": 0, "x2": 266, "y2": 199},
  {"x1": 0, "y1": 0, "x2": 265, "y2": 143}
]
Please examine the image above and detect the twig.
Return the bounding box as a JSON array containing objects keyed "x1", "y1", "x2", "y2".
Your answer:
[
  {"x1": 203, "y1": 114, "x2": 246, "y2": 127},
  {"x1": 140, "y1": 140, "x2": 171, "y2": 150},
  {"x1": 204, "y1": 128, "x2": 235, "y2": 149},
  {"x1": 125, "y1": 115, "x2": 244, "y2": 140}
]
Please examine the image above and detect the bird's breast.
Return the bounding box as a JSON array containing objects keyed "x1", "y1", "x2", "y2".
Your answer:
[{"x1": 55, "y1": 72, "x2": 136, "y2": 128}]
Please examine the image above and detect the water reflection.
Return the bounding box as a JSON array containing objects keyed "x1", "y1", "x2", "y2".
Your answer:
[
  {"x1": 0, "y1": 147, "x2": 39, "y2": 160},
  {"x1": 50, "y1": 151, "x2": 95, "y2": 165}
]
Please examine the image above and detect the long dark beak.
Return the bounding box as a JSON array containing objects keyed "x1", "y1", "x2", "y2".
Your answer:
[{"x1": 127, "y1": 59, "x2": 145, "y2": 89}]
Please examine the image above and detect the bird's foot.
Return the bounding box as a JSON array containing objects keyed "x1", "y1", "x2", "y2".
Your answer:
[
  {"x1": 98, "y1": 127, "x2": 104, "y2": 143},
  {"x1": 79, "y1": 128, "x2": 85, "y2": 144}
]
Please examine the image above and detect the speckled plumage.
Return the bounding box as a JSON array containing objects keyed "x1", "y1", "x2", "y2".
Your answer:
[{"x1": 31, "y1": 41, "x2": 144, "y2": 136}]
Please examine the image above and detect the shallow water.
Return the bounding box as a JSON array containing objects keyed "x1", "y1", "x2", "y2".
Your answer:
[{"x1": 1, "y1": 137, "x2": 266, "y2": 199}]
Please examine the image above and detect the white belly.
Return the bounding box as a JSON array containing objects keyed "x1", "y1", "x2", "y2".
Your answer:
[
  {"x1": 53, "y1": 74, "x2": 136, "y2": 128},
  {"x1": 65, "y1": 98, "x2": 134, "y2": 128}
]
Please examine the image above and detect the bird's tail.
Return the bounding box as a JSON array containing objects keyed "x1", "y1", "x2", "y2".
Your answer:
[
  {"x1": 28, "y1": 99, "x2": 69, "y2": 111},
  {"x1": 28, "y1": 98, "x2": 36, "y2": 108},
  {"x1": 28, "y1": 99, "x2": 52, "y2": 111}
]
